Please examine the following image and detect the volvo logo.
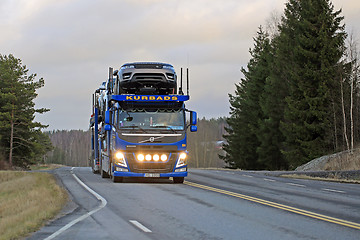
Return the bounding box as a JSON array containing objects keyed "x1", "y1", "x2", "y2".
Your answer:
[{"x1": 139, "y1": 136, "x2": 164, "y2": 143}]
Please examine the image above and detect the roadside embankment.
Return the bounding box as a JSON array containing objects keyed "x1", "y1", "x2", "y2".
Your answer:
[
  {"x1": 295, "y1": 148, "x2": 360, "y2": 172},
  {"x1": 269, "y1": 149, "x2": 360, "y2": 183},
  {"x1": 0, "y1": 170, "x2": 68, "y2": 240}
]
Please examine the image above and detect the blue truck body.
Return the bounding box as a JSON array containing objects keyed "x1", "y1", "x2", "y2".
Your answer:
[{"x1": 90, "y1": 63, "x2": 197, "y2": 183}]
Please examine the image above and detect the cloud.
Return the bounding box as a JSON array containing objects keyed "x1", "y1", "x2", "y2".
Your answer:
[{"x1": 1, "y1": 0, "x2": 359, "y2": 130}]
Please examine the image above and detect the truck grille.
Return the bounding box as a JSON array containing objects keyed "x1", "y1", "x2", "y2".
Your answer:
[{"x1": 132, "y1": 73, "x2": 166, "y2": 82}]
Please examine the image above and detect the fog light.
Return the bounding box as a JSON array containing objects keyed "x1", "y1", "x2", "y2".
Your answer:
[
  {"x1": 153, "y1": 154, "x2": 160, "y2": 161},
  {"x1": 175, "y1": 168, "x2": 186, "y2": 172},
  {"x1": 161, "y1": 154, "x2": 167, "y2": 161},
  {"x1": 137, "y1": 154, "x2": 145, "y2": 161},
  {"x1": 116, "y1": 167, "x2": 128, "y2": 172}
]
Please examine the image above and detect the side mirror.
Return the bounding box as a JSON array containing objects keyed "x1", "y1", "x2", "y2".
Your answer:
[
  {"x1": 104, "y1": 125, "x2": 111, "y2": 131},
  {"x1": 105, "y1": 110, "x2": 110, "y2": 124},
  {"x1": 190, "y1": 111, "x2": 197, "y2": 125},
  {"x1": 190, "y1": 125, "x2": 197, "y2": 132}
]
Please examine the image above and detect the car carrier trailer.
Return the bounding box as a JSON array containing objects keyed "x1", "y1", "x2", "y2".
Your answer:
[{"x1": 90, "y1": 62, "x2": 197, "y2": 183}]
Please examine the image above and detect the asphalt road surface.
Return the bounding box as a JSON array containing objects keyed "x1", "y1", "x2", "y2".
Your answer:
[{"x1": 28, "y1": 167, "x2": 360, "y2": 240}]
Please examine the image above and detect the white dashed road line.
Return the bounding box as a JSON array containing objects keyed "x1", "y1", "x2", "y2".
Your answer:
[
  {"x1": 130, "y1": 220, "x2": 152, "y2": 233},
  {"x1": 263, "y1": 178, "x2": 276, "y2": 182},
  {"x1": 286, "y1": 182, "x2": 306, "y2": 187},
  {"x1": 322, "y1": 188, "x2": 346, "y2": 194},
  {"x1": 243, "y1": 174, "x2": 253, "y2": 178}
]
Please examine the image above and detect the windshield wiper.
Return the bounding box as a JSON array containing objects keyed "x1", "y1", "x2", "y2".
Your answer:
[
  {"x1": 121, "y1": 125, "x2": 147, "y2": 133},
  {"x1": 151, "y1": 125, "x2": 178, "y2": 133}
]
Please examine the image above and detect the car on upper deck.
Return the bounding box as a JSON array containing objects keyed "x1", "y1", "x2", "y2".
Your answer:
[{"x1": 114, "y1": 62, "x2": 177, "y2": 95}]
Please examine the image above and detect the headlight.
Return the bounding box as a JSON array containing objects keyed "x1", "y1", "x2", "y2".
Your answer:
[
  {"x1": 179, "y1": 152, "x2": 187, "y2": 160},
  {"x1": 176, "y1": 152, "x2": 187, "y2": 168},
  {"x1": 145, "y1": 154, "x2": 152, "y2": 161},
  {"x1": 115, "y1": 152, "x2": 125, "y2": 160},
  {"x1": 114, "y1": 151, "x2": 127, "y2": 167},
  {"x1": 120, "y1": 65, "x2": 135, "y2": 70}
]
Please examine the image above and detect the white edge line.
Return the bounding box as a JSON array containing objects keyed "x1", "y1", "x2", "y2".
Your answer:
[
  {"x1": 130, "y1": 220, "x2": 152, "y2": 233},
  {"x1": 44, "y1": 167, "x2": 107, "y2": 240},
  {"x1": 322, "y1": 188, "x2": 345, "y2": 194},
  {"x1": 243, "y1": 175, "x2": 253, "y2": 178}
]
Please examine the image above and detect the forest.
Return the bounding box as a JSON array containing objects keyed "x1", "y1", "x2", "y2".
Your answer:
[{"x1": 222, "y1": 0, "x2": 360, "y2": 170}]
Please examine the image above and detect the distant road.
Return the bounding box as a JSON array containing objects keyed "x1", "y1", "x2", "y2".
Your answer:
[{"x1": 29, "y1": 167, "x2": 360, "y2": 240}]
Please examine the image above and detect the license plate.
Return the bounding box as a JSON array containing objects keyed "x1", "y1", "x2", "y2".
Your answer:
[{"x1": 144, "y1": 173, "x2": 160, "y2": 178}]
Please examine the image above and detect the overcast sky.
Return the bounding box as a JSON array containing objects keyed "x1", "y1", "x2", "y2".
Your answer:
[{"x1": 1, "y1": 0, "x2": 359, "y2": 130}]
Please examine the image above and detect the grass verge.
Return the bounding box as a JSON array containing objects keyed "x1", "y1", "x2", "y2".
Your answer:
[
  {"x1": 0, "y1": 171, "x2": 68, "y2": 240},
  {"x1": 30, "y1": 164, "x2": 65, "y2": 171}
]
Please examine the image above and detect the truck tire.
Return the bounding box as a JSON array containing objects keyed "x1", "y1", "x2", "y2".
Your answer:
[
  {"x1": 92, "y1": 161, "x2": 99, "y2": 174},
  {"x1": 173, "y1": 177, "x2": 184, "y2": 184},
  {"x1": 101, "y1": 165, "x2": 109, "y2": 178},
  {"x1": 90, "y1": 152, "x2": 98, "y2": 174}
]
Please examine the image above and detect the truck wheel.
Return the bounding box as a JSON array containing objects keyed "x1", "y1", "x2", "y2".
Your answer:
[
  {"x1": 101, "y1": 168, "x2": 109, "y2": 178},
  {"x1": 92, "y1": 162, "x2": 99, "y2": 174},
  {"x1": 173, "y1": 177, "x2": 184, "y2": 184}
]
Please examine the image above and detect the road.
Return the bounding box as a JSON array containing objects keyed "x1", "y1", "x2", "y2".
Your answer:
[{"x1": 28, "y1": 167, "x2": 360, "y2": 240}]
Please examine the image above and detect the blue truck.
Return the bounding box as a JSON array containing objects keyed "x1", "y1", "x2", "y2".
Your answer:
[{"x1": 90, "y1": 62, "x2": 197, "y2": 183}]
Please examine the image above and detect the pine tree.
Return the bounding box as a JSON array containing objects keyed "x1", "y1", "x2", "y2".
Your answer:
[
  {"x1": 257, "y1": 39, "x2": 288, "y2": 170},
  {"x1": 222, "y1": 27, "x2": 270, "y2": 169},
  {"x1": 255, "y1": 0, "x2": 302, "y2": 170},
  {"x1": 0, "y1": 54, "x2": 50, "y2": 168},
  {"x1": 279, "y1": 0, "x2": 347, "y2": 168}
]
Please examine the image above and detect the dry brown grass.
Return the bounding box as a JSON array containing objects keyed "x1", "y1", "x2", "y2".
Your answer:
[
  {"x1": 0, "y1": 171, "x2": 68, "y2": 240},
  {"x1": 324, "y1": 148, "x2": 360, "y2": 171},
  {"x1": 30, "y1": 164, "x2": 65, "y2": 171}
]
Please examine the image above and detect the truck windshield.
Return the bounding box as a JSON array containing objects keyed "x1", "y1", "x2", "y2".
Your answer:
[{"x1": 118, "y1": 109, "x2": 185, "y2": 131}]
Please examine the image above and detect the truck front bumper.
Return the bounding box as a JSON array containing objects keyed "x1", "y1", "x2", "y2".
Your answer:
[{"x1": 113, "y1": 171, "x2": 187, "y2": 178}]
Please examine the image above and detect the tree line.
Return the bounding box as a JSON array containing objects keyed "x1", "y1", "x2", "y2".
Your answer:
[
  {"x1": 187, "y1": 117, "x2": 227, "y2": 168},
  {"x1": 44, "y1": 118, "x2": 227, "y2": 168},
  {"x1": 221, "y1": 0, "x2": 360, "y2": 170},
  {"x1": 0, "y1": 54, "x2": 51, "y2": 169},
  {"x1": 45, "y1": 130, "x2": 91, "y2": 167}
]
